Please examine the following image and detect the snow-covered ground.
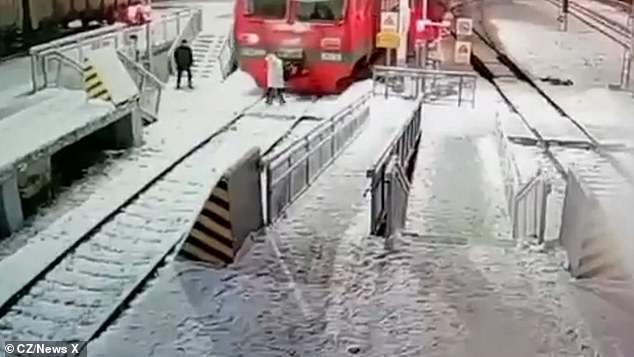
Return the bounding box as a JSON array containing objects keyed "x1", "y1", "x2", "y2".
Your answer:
[
  {"x1": 481, "y1": 0, "x2": 634, "y2": 148},
  {"x1": 474, "y1": 0, "x2": 634, "y2": 354},
  {"x1": 406, "y1": 81, "x2": 512, "y2": 241},
  {"x1": 83, "y1": 83, "x2": 603, "y2": 356},
  {"x1": 87, "y1": 96, "x2": 421, "y2": 356}
]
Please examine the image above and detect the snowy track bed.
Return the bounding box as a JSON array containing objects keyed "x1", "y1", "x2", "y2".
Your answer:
[
  {"x1": 86, "y1": 96, "x2": 419, "y2": 356},
  {"x1": 0, "y1": 75, "x2": 374, "y2": 344},
  {"x1": 0, "y1": 113, "x2": 298, "y2": 343},
  {"x1": 469, "y1": 22, "x2": 633, "y2": 189}
]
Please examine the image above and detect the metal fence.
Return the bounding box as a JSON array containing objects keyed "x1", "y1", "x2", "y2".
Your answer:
[
  {"x1": 117, "y1": 50, "x2": 165, "y2": 124},
  {"x1": 511, "y1": 168, "x2": 551, "y2": 244},
  {"x1": 372, "y1": 65, "x2": 478, "y2": 107},
  {"x1": 367, "y1": 100, "x2": 422, "y2": 236},
  {"x1": 217, "y1": 28, "x2": 237, "y2": 80},
  {"x1": 263, "y1": 93, "x2": 371, "y2": 224},
  {"x1": 30, "y1": 7, "x2": 200, "y2": 92},
  {"x1": 494, "y1": 111, "x2": 522, "y2": 215},
  {"x1": 384, "y1": 154, "x2": 410, "y2": 236}
]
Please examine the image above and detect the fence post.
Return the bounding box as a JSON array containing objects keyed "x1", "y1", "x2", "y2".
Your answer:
[
  {"x1": 305, "y1": 138, "x2": 310, "y2": 186},
  {"x1": 458, "y1": 75, "x2": 464, "y2": 107}
]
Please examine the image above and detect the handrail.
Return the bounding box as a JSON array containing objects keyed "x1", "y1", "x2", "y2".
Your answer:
[
  {"x1": 373, "y1": 65, "x2": 478, "y2": 78},
  {"x1": 47, "y1": 50, "x2": 86, "y2": 74},
  {"x1": 366, "y1": 98, "x2": 421, "y2": 178},
  {"x1": 116, "y1": 50, "x2": 165, "y2": 89},
  {"x1": 29, "y1": 24, "x2": 127, "y2": 56},
  {"x1": 515, "y1": 169, "x2": 543, "y2": 201},
  {"x1": 264, "y1": 93, "x2": 370, "y2": 165}
]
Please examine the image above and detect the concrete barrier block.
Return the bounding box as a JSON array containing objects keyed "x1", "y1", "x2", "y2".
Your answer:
[
  {"x1": 0, "y1": 170, "x2": 24, "y2": 238},
  {"x1": 179, "y1": 148, "x2": 263, "y2": 266}
]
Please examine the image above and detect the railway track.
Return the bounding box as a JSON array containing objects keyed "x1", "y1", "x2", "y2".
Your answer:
[
  {"x1": 0, "y1": 90, "x2": 358, "y2": 349},
  {"x1": 544, "y1": 0, "x2": 631, "y2": 47},
  {"x1": 463, "y1": 8, "x2": 634, "y2": 187}
]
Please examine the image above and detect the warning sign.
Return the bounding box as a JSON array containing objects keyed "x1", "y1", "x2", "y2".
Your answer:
[
  {"x1": 377, "y1": 31, "x2": 401, "y2": 49},
  {"x1": 381, "y1": 12, "x2": 399, "y2": 32},
  {"x1": 456, "y1": 18, "x2": 473, "y2": 36},
  {"x1": 454, "y1": 40, "x2": 472, "y2": 64}
]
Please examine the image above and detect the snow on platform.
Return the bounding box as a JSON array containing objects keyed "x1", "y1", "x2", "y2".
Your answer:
[
  {"x1": 0, "y1": 68, "x2": 262, "y2": 307},
  {"x1": 0, "y1": 56, "x2": 32, "y2": 106},
  {"x1": 481, "y1": 0, "x2": 634, "y2": 147},
  {"x1": 86, "y1": 96, "x2": 422, "y2": 357},
  {"x1": 0, "y1": 89, "x2": 116, "y2": 176},
  {"x1": 406, "y1": 82, "x2": 512, "y2": 241}
]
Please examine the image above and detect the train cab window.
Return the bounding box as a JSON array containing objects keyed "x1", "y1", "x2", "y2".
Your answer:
[
  {"x1": 296, "y1": 0, "x2": 344, "y2": 22},
  {"x1": 245, "y1": 0, "x2": 287, "y2": 19}
]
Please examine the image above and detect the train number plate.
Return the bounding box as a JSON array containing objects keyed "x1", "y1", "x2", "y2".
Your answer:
[{"x1": 321, "y1": 52, "x2": 342, "y2": 61}]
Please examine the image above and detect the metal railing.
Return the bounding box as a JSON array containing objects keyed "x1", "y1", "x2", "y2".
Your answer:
[
  {"x1": 217, "y1": 28, "x2": 237, "y2": 80},
  {"x1": 511, "y1": 168, "x2": 551, "y2": 245},
  {"x1": 372, "y1": 65, "x2": 478, "y2": 107},
  {"x1": 167, "y1": 8, "x2": 203, "y2": 75},
  {"x1": 367, "y1": 101, "x2": 422, "y2": 235},
  {"x1": 384, "y1": 154, "x2": 411, "y2": 237},
  {"x1": 263, "y1": 93, "x2": 371, "y2": 224},
  {"x1": 117, "y1": 50, "x2": 165, "y2": 124},
  {"x1": 30, "y1": 7, "x2": 199, "y2": 92},
  {"x1": 494, "y1": 111, "x2": 523, "y2": 215}
]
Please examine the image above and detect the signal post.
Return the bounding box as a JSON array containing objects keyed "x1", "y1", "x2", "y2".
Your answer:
[
  {"x1": 377, "y1": 11, "x2": 401, "y2": 66},
  {"x1": 453, "y1": 17, "x2": 473, "y2": 68}
]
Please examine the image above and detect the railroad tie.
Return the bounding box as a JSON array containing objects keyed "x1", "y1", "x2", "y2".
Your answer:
[
  {"x1": 83, "y1": 64, "x2": 112, "y2": 101},
  {"x1": 180, "y1": 176, "x2": 235, "y2": 266}
]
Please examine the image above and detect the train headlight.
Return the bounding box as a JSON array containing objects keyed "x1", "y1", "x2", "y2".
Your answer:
[
  {"x1": 320, "y1": 38, "x2": 341, "y2": 51},
  {"x1": 238, "y1": 33, "x2": 260, "y2": 45}
]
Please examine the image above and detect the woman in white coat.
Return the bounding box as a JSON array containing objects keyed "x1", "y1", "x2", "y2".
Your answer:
[{"x1": 265, "y1": 53, "x2": 286, "y2": 105}]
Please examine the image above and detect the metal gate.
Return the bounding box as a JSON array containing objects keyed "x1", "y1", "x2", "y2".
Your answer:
[
  {"x1": 512, "y1": 169, "x2": 551, "y2": 244},
  {"x1": 384, "y1": 155, "x2": 410, "y2": 236},
  {"x1": 263, "y1": 94, "x2": 370, "y2": 224},
  {"x1": 367, "y1": 100, "x2": 422, "y2": 236}
]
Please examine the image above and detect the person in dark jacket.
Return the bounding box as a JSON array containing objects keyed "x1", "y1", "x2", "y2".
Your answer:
[{"x1": 174, "y1": 39, "x2": 194, "y2": 89}]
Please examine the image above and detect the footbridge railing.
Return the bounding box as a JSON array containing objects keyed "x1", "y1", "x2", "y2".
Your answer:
[
  {"x1": 262, "y1": 93, "x2": 371, "y2": 224},
  {"x1": 511, "y1": 168, "x2": 551, "y2": 245},
  {"x1": 372, "y1": 65, "x2": 478, "y2": 107},
  {"x1": 30, "y1": 7, "x2": 200, "y2": 92},
  {"x1": 37, "y1": 47, "x2": 163, "y2": 125},
  {"x1": 217, "y1": 27, "x2": 237, "y2": 80},
  {"x1": 117, "y1": 50, "x2": 166, "y2": 124},
  {"x1": 367, "y1": 99, "x2": 423, "y2": 237}
]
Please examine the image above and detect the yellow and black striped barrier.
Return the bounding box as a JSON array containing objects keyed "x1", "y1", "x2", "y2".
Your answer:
[
  {"x1": 179, "y1": 148, "x2": 264, "y2": 267},
  {"x1": 180, "y1": 176, "x2": 235, "y2": 265},
  {"x1": 83, "y1": 64, "x2": 112, "y2": 102}
]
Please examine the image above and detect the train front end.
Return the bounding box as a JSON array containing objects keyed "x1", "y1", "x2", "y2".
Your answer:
[{"x1": 234, "y1": 0, "x2": 353, "y2": 95}]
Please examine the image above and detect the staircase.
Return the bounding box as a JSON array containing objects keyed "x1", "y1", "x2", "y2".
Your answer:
[{"x1": 189, "y1": 33, "x2": 227, "y2": 81}]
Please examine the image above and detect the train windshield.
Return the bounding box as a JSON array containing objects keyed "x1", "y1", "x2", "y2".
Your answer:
[
  {"x1": 296, "y1": 0, "x2": 345, "y2": 22},
  {"x1": 245, "y1": 0, "x2": 287, "y2": 19}
]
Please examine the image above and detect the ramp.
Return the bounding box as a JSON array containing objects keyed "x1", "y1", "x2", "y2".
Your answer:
[
  {"x1": 84, "y1": 47, "x2": 139, "y2": 104},
  {"x1": 179, "y1": 148, "x2": 264, "y2": 266}
]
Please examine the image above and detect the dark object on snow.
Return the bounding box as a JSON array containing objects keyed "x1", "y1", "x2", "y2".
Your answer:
[
  {"x1": 540, "y1": 76, "x2": 573, "y2": 86},
  {"x1": 174, "y1": 39, "x2": 194, "y2": 89}
]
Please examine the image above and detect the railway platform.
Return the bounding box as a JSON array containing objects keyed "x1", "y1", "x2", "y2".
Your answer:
[{"x1": 85, "y1": 94, "x2": 422, "y2": 356}]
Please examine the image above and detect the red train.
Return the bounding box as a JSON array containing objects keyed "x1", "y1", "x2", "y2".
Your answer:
[{"x1": 233, "y1": 0, "x2": 446, "y2": 95}]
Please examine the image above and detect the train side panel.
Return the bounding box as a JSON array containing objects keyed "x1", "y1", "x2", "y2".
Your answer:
[{"x1": 0, "y1": 0, "x2": 22, "y2": 29}]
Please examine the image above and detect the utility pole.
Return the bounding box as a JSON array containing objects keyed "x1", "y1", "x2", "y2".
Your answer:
[
  {"x1": 619, "y1": 0, "x2": 634, "y2": 89},
  {"x1": 560, "y1": 0, "x2": 569, "y2": 31},
  {"x1": 629, "y1": 0, "x2": 634, "y2": 90},
  {"x1": 145, "y1": 0, "x2": 153, "y2": 72}
]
